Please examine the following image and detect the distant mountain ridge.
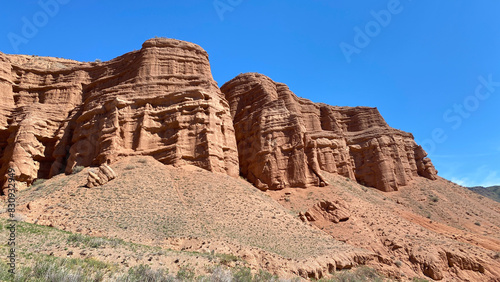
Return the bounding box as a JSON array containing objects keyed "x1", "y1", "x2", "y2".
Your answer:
[{"x1": 468, "y1": 185, "x2": 500, "y2": 202}]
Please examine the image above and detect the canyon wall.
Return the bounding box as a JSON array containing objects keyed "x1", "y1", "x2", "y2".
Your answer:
[
  {"x1": 221, "y1": 73, "x2": 437, "y2": 192},
  {"x1": 0, "y1": 38, "x2": 239, "y2": 192},
  {"x1": 0, "y1": 39, "x2": 437, "y2": 193}
]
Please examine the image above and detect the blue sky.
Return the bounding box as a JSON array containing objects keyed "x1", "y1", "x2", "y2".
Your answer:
[{"x1": 1, "y1": 0, "x2": 499, "y2": 187}]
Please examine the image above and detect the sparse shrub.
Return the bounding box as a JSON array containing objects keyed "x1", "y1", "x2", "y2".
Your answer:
[
  {"x1": 475, "y1": 221, "x2": 481, "y2": 226},
  {"x1": 330, "y1": 266, "x2": 384, "y2": 282},
  {"x1": 232, "y1": 267, "x2": 253, "y2": 282},
  {"x1": 254, "y1": 269, "x2": 277, "y2": 281},
  {"x1": 230, "y1": 267, "x2": 278, "y2": 282},
  {"x1": 124, "y1": 165, "x2": 136, "y2": 170},
  {"x1": 72, "y1": 166, "x2": 84, "y2": 174},
  {"x1": 429, "y1": 195, "x2": 439, "y2": 203},
  {"x1": 177, "y1": 265, "x2": 196, "y2": 281},
  {"x1": 125, "y1": 264, "x2": 171, "y2": 282},
  {"x1": 94, "y1": 59, "x2": 102, "y2": 63},
  {"x1": 67, "y1": 233, "x2": 121, "y2": 249},
  {"x1": 31, "y1": 260, "x2": 85, "y2": 281},
  {"x1": 88, "y1": 237, "x2": 107, "y2": 248},
  {"x1": 412, "y1": 278, "x2": 430, "y2": 282},
  {"x1": 217, "y1": 253, "x2": 240, "y2": 265},
  {"x1": 32, "y1": 179, "x2": 46, "y2": 186},
  {"x1": 138, "y1": 159, "x2": 148, "y2": 164},
  {"x1": 395, "y1": 260, "x2": 402, "y2": 267},
  {"x1": 206, "y1": 266, "x2": 233, "y2": 282},
  {"x1": 9, "y1": 256, "x2": 112, "y2": 282},
  {"x1": 67, "y1": 233, "x2": 86, "y2": 245}
]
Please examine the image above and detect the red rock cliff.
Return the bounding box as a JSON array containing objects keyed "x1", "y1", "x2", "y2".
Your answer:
[
  {"x1": 0, "y1": 38, "x2": 239, "y2": 192},
  {"x1": 221, "y1": 73, "x2": 437, "y2": 192}
]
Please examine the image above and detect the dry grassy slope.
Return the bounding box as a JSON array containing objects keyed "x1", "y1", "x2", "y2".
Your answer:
[
  {"x1": 267, "y1": 172, "x2": 500, "y2": 281},
  {"x1": 14, "y1": 156, "x2": 372, "y2": 279},
  {"x1": 0, "y1": 217, "x2": 242, "y2": 279},
  {"x1": 9, "y1": 155, "x2": 500, "y2": 280}
]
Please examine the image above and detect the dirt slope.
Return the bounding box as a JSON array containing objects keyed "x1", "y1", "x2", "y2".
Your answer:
[
  {"x1": 267, "y1": 173, "x2": 500, "y2": 281},
  {"x1": 5, "y1": 156, "x2": 500, "y2": 280},
  {"x1": 13, "y1": 156, "x2": 372, "y2": 279}
]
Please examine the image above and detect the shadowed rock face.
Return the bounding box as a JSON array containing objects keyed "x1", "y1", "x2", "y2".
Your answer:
[
  {"x1": 221, "y1": 73, "x2": 437, "y2": 192},
  {"x1": 0, "y1": 38, "x2": 239, "y2": 192}
]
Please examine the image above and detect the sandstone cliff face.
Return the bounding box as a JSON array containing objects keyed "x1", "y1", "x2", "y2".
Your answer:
[
  {"x1": 221, "y1": 73, "x2": 437, "y2": 192},
  {"x1": 0, "y1": 40, "x2": 437, "y2": 193},
  {"x1": 0, "y1": 39, "x2": 239, "y2": 192}
]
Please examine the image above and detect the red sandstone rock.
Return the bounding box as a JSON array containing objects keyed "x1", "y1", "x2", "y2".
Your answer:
[
  {"x1": 221, "y1": 73, "x2": 437, "y2": 192},
  {"x1": 299, "y1": 200, "x2": 350, "y2": 223},
  {"x1": 86, "y1": 164, "x2": 117, "y2": 188},
  {"x1": 0, "y1": 39, "x2": 239, "y2": 192},
  {"x1": 0, "y1": 41, "x2": 438, "y2": 193}
]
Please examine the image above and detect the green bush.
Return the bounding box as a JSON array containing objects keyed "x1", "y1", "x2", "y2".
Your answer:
[
  {"x1": 233, "y1": 266, "x2": 253, "y2": 282},
  {"x1": 67, "y1": 233, "x2": 86, "y2": 245},
  {"x1": 217, "y1": 253, "x2": 240, "y2": 265}
]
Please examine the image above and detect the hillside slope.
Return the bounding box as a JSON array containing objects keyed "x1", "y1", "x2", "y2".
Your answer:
[
  {"x1": 13, "y1": 156, "x2": 373, "y2": 279},
  {"x1": 267, "y1": 174, "x2": 500, "y2": 281},
  {"x1": 6, "y1": 155, "x2": 499, "y2": 281}
]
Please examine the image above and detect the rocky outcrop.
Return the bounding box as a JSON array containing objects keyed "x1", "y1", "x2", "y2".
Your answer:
[
  {"x1": 0, "y1": 38, "x2": 239, "y2": 193},
  {"x1": 221, "y1": 73, "x2": 437, "y2": 192},
  {"x1": 86, "y1": 164, "x2": 117, "y2": 188},
  {"x1": 299, "y1": 200, "x2": 350, "y2": 224},
  {"x1": 0, "y1": 40, "x2": 438, "y2": 193}
]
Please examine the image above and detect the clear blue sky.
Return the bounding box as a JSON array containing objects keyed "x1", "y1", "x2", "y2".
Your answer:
[{"x1": 1, "y1": 0, "x2": 499, "y2": 187}]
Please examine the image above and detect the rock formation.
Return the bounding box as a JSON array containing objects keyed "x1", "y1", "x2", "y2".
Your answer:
[
  {"x1": 86, "y1": 164, "x2": 117, "y2": 188},
  {"x1": 0, "y1": 38, "x2": 239, "y2": 193},
  {"x1": 0, "y1": 39, "x2": 438, "y2": 193},
  {"x1": 299, "y1": 200, "x2": 350, "y2": 223},
  {"x1": 221, "y1": 73, "x2": 437, "y2": 192}
]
